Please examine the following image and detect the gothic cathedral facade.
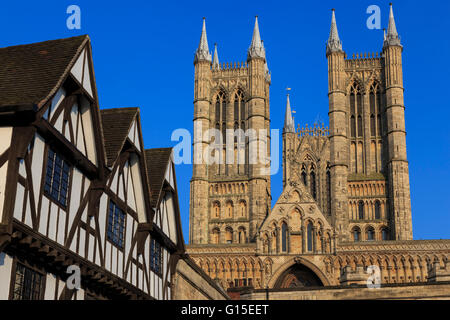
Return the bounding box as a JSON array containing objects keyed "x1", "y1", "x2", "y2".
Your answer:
[{"x1": 188, "y1": 5, "x2": 450, "y2": 295}]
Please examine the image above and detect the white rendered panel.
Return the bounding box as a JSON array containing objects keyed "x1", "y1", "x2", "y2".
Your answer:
[
  {"x1": 105, "y1": 242, "x2": 111, "y2": 271},
  {"x1": 82, "y1": 53, "x2": 93, "y2": 97},
  {"x1": 44, "y1": 274, "x2": 57, "y2": 300},
  {"x1": 98, "y1": 195, "x2": 107, "y2": 245},
  {"x1": 76, "y1": 115, "x2": 87, "y2": 156},
  {"x1": 39, "y1": 197, "x2": 49, "y2": 235},
  {"x1": 57, "y1": 210, "x2": 66, "y2": 245},
  {"x1": 70, "y1": 49, "x2": 85, "y2": 84},
  {"x1": 129, "y1": 155, "x2": 146, "y2": 223},
  {"x1": 31, "y1": 134, "x2": 45, "y2": 204},
  {"x1": 54, "y1": 112, "x2": 64, "y2": 134},
  {"x1": 0, "y1": 161, "x2": 8, "y2": 220},
  {"x1": 13, "y1": 184, "x2": 25, "y2": 221},
  {"x1": 24, "y1": 194, "x2": 32, "y2": 227},
  {"x1": 88, "y1": 234, "x2": 95, "y2": 262},
  {"x1": 80, "y1": 97, "x2": 97, "y2": 165},
  {"x1": 0, "y1": 253, "x2": 13, "y2": 299},
  {"x1": 49, "y1": 87, "x2": 66, "y2": 121},
  {"x1": 18, "y1": 159, "x2": 26, "y2": 177},
  {"x1": 0, "y1": 127, "x2": 12, "y2": 154}
]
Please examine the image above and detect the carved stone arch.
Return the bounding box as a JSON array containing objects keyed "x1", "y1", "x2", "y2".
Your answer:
[
  {"x1": 211, "y1": 86, "x2": 228, "y2": 101},
  {"x1": 347, "y1": 77, "x2": 364, "y2": 94},
  {"x1": 231, "y1": 86, "x2": 248, "y2": 101},
  {"x1": 269, "y1": 256, "x2": 333, "y2": 288},
  {"x1": 279, "y1": 218, "x2": 289, "y2": 228},
  {"x1": 369, "y1": 79, "x2": 381, "y2": 93},
  {"x1": 287, "y1": 203, "x2": 304, "y2": 216},
  {"x1": 316, "y1": 219, "x2": 324, "y2": 229}
]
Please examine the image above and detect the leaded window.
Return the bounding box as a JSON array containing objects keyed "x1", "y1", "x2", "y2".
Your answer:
[
  {"x1": 44, "y1": 149, "x2": 71, "y2": 207},
  {"x1": 12, "y1": 263, "x2": 44, "y2": 300},
  {"x1": 107, "y1": 200, "x2": 125, "y2": 248},
  {"x1": 150, "y1": 238, "x2": 162, "y2": 275}
]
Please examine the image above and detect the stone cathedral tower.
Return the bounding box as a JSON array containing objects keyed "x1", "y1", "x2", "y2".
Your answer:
[
  {"x1": 187, "y1": 6, "x2": 450, "y2": 293},
  {"x1": 324, "y1": 5, "x2": 413, "y2": 241},
  {"x1": 190, "y1": 17, "x2": 272, "y2": 245}
]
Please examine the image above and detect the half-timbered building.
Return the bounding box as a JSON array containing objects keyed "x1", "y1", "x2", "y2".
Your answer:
[{"x1": 0, "y1": 35, "x2": 224, "y2": 300}]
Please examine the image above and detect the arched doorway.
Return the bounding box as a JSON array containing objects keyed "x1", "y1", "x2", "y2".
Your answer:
[{"x1": 274, "y1": 264, "x2": 324, "y2": 289}]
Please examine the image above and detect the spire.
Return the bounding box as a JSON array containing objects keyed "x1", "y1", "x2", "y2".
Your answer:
[
  {"x1": 194, "y1": 18, "x2": 212, "y2": 64},
  {"x1": 384, "y1": 3, "x2": 401, "y2": 47},
  {"x1": 248, "y1": 16, "x2": 265, "y2": 60},
  {"x1": 284, "y1": 91, "x2": 295, "y2": 133},
  {"x1": 326, "y1": 9, "x2": 343, "y2": 55},
  {"x1": 212, "y1": 43, "x2": 220, "y2": 69}
]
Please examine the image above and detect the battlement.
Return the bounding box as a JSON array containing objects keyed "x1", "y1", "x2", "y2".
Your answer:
[
  {"x1": 345, "y1": 52, "x2": 383, "y2": 69},
  {"x1": 297, "y1": 123, "x2": 329, "y2": 138},
  {"x1": 212, "y1": 62, "x2": 249, "y2": 76}
]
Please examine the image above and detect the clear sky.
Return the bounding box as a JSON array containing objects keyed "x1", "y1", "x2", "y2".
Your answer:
[{"x1": 2, "y1": 0, "x2": 449, "y2": 241}]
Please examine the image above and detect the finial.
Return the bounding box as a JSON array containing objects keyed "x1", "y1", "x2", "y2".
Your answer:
[
  {"x1": 248, "y1": 16, "x2": 266, "y2": 60},
  {"x1": 384, "y1": 3, "x2": 401, "y2": 48},
  {"x1": 194, "y1": 17, "x2": 212, "y2": 64},
  {"x1": 326, "y1": 9, "x2": 343, "y2": 55},
  {"x1": 284, "y1": 89, "x2": 295, "y2": 133},
  {"x1": 212, "y1": 43, "x2": 220, "y2": 69}
]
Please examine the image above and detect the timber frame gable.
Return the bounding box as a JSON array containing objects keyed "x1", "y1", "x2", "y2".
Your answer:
[{"x1": 0, "y1": 35, "x2": 189, "y2": 300}]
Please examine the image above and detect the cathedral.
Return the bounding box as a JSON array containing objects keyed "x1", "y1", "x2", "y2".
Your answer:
[{"x1": 187, "y1": 5, "x2": 450, "y2": 299}]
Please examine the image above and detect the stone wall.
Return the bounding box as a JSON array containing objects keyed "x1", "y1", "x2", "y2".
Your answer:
[
  {"x1": 172, "y1": 257, "x2": 229, "y2": 300},
  {"x1": 241, "y1": 282, "x2": 450, "y2": 300}
]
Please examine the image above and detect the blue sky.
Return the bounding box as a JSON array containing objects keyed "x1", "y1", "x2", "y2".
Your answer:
[{"x1": 2, "y1": 0, "x2": 449, "y2": 241}]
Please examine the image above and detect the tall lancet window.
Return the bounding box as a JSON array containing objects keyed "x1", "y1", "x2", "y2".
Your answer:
[
  {"x1": 310, "y1": 168, "x2": 317, "y2": 200},
  {"x1": 234, "y1": 90, "x2": 246, "y2": 175},
  {"x1": 349, "y1": 83, "x2": 362, "y2": 138},
  {"x1": 307, "y1": 222, "x2": 313, "y2": 252},
  {"x1": 281, "y1": 223, "x2": 288, "y2": 252},
  {"x1": 215, "y1": 91, "x2": 227, "y2": 143},
  {"x1": 369, "y1": 83, "x2": 381, "y2": 137},
  {"x1": 358, "y1": 201, "x2": 365, "y2": 220},
  {"x1": 301, "y1": 165, "x2": 307, "y2": 186},
  {"x1": 215, "y1": 91, "x2": 227, "y2": 175},
  {"x1": 326, "y1": 168, "x2": 331, "y2": 216}
]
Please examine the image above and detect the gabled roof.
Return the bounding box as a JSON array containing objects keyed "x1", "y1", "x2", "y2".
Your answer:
[
  {"x1": 0, "y1": 35, "x2": 89, "y2": 108},
  {"x1": 144, "y1": 148, "x2": 172, "y2": 208},
  {"x1": 100, "y1": 107, "x2": 138, "y2": 167}
]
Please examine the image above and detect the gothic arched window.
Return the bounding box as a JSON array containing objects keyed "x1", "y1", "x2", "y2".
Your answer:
[
  {"x1": 326, "y1": 169, "x2": 331, "y2": 215},
  {"x1": 357, "y1": 115, "x2": 363, "y2": 137},
  {"x1": 307, "y1": 222, "x2": 313, "y2": 252},
  {"x1": 225, "y1": 227, "x2": 233, "y2": 244},
  {"x1": 353, "y1": 227, "x2": 361, "y2": 242},
  {"x1": 281, "y1": 223, "x2": 288, "y2": 252},
  {"x1": 238, "y1": 227, "x2": 246, "y2": 244},
  {"x1": 226, "y1": 201, "x2": 233, "y2": 219},
  {"x1": 375, "y1": 201, "x2": 381, "y2": 220},
  {"x1": 212, "y1": 228, "x2": 220, "y2": 244},
  {"x1": 215, "y1": 91, "x2": 227, "y2": 146},
  {"x1": 301, "y1": 166, "x2": 307, "y2": 186},
  {"x1": 310, "y1": 170, "x2": 316, "y2": 200},
  {"x1": 381, "y1": 228, "x2": 389, "y2": 241},
  {"x1": 239, "y1": 200, "x2": 247, "y2": 218},
  {"x1": 212, "y1": 201, "x2": 220, "y2": 219},
  {"x1": 351, "y1": 116, "x2": 356, "y2": 138},
  {"x1": 358, "y1": 201, "x2": 365, "y2": 220},
  {"x1": 367, "y1": 227, "x2": 375, "y2": 241}
]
